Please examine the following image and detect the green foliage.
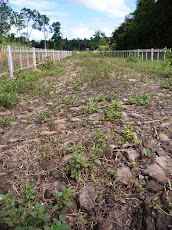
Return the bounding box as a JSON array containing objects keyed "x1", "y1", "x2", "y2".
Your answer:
[
  {"x1": 122, "y1": 122, "x2": 134, "y2": 140},
  {"x1": 64, "y1": 145, "x2": 88, "y2": 179},
  {"x1": 161, "y1": 79, "x2": 172, "y2": 91},
  {"x1": 84, "y1": 98, "x2": 101, "y2": 115},
  {"x1": 126, "y1": 91, "x2": 150, "y2": 106},
  {"x1": 0, "y1": 117, "x2": 11, "y2": 128},
  {"x1": 0, "y1": 183, "x2": 71, "y2": 229},
  {"x1": 37, "y1": 111, "x2": 47, "y2": 124},
  {"x1": 104, "y1": 100, "x2": 122, "y2": 122},
  {"x1": 127, "y1": 54, "x2": 138, "y2": 62}
]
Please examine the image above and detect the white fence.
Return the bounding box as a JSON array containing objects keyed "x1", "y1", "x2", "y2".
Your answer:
[
  {"x1": 0, "y1": 45, "x2": 72, "y2": 77},
  {"x1": 95, "y1": 48, "x2": 172, "y2": 62}
]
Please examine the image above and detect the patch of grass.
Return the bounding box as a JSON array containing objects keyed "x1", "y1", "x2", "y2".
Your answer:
[
  {"x1": 84, "y1": 98, "x2": 101, "y2": 115},
  {"x1": 0, "y1": 117, "x2": 11, "y2": 128},
  {"x1": 126, "y1": 91, "x2": 150, "y2": 106},
  {"x1": 0, "y1": 183, "x2": 71, "y2": 229},
  {"x1": 104, "y1": 100, "x2": 122, "y2": 122},
  {"x1": 161, "y1": 79, "x2": 172, "y2": 91}
]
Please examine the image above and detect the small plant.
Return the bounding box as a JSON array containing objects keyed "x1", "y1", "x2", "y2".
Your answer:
[
  {"x1": 104, "y1": 91, "x2": 118, "y2": 101},
  {"x1": 108, "y1": 170, "x2": 117, "y2": 177},
  {"x1": 104, "y1": 100, "x2": 122, "y2": 122},
  {"x1": 64, "y1": 145, "x2": 88, "y2": 178},
  {"x1": 127, "y1": 54, "x2": 138, "y2": 62},
  {"x1": 161, "y1": 80, "x2": 172, "y2": 91},
  {"x1": 89, "y1": 145, "x2": 102, "y2": 166},
  {"x1": 37, "y1": 111, "x2": 47, "y2": 124},
  {"x1": 126, "y1": 91, "x2": 150, "y2": 106},
  {"x1": 143, "y1": 149, "x2": 150, "y2": 156},
  {"x1": 150, "y1": 196, "x2": 163, "y2": 213},
  {"x1": 0, "y1": 117, "x2": 11, "y2": 128},
  {"x1": 134, "y1": 139, "x2": 142, "y2": 145},
  {"x1": 0, "y1": 183, "x2": 71, "y2": 229},
  {"x1": 122, "y1": 122, "x2": 134, "y2": 140},
  {"x1": 84, "y1": 98, "x2": 101, "y2": 115}
]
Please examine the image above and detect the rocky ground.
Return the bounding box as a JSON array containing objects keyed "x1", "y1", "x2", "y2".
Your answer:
[{"x1": 0, "y1": 53, "x2": 172, "y2": 229}]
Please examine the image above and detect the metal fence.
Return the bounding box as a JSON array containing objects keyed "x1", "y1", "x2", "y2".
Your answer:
[
  {"x1": 0, "y1": 45, "x2": 72, "y2": 77},
  {"x1": 94, "y1": 48, "x2": 172, "y2": 62}
]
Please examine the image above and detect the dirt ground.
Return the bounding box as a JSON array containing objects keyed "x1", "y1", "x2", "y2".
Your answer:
[{"x1": 0, "y1": 53, "x2": 171, "y2": 229}]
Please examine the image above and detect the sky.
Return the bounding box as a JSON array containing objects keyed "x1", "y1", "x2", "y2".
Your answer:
[{"x1": 9, "y1": 0, "x2": 137, "y2": 41}]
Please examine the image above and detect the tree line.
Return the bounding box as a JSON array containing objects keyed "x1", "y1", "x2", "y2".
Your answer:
[
  {"x1": 1, "y1": 0, "x2": 171, "y2": 51},
  {"x1": 0, "y1": 0, "x2": 110, "y2": 51},
  {"x1": 110, "y1": 0, "x2": 172, "y2": 49}
]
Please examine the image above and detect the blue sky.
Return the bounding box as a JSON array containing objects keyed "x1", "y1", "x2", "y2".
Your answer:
[{"x1": 9, "y1": 0, "x2": 137, "y2": 40}]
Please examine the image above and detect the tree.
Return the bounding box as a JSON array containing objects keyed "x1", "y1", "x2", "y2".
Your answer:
[
  {"x1": 39, "y1": 14, "x2": 50, "y2": 49},
  {"x1": 50, "y1": 22, "x2": 61, "y2": 49},
  {"x1": 21, "y1": 8, "x2": 41, "y2": 43},
  {"x1": 0, "y1": 0, "x2": 13, "y2": 36},
  {"x1": 12, "y1": 11, "x2": 25, "y2": 42}
]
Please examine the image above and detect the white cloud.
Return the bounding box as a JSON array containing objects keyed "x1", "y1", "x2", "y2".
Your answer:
[
  {"x1": 67, "y1": 0, "x2": 130, "y2": 18},
  {"x1": 70, "y1": 25, "x2": 95, "y2": 39},
  {"x1": 10, "y1": 0, "x2": 51, "y2": 9}
]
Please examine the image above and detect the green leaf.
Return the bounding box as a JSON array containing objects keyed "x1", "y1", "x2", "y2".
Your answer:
[
  {"x1": 95, "y1": 159, "x2": 101, "y2": 165},
  {"x1": 63, "y1": 199, "x2": 72, "y2": 207},
  {"x1": 59, "y1": 214, "x2": 66, "y2": 223},
  {"x1": 44, "y1": 225, "x2": 51, "y2": 230},
  {"x1": 30, "y1": 211, "x2": 37, "y2": 218}
]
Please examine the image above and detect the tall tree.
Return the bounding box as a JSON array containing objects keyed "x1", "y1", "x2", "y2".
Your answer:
[
  {"x1": 0, "y1": 0, "x2": 13, "y2": 36},
  {"x1": 50, "y1": 22, "x2": 61, "y2": 49},
  {"x1": 21, "y1": 8, "x2": 41, "y2": 43},
  {"x1": 39, "y1": 14, "x2": 50, "y2": 49}
]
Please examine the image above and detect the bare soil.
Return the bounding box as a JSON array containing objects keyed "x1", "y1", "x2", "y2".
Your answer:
[{"x1": 0, "y1": 54, "x2": 171, "y2": 229}]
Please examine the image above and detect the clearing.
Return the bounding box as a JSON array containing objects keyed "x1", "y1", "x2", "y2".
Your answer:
[{"x1": 0, "y1": 52, "x2": 172, "y2": 229}]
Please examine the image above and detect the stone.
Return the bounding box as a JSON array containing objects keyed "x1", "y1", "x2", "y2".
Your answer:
[
  {"x1": 79, "y1": 185, "x2": 97, "y2": 211},
  {"x1": 71, "y1": 117, "x2": 82, "y2": 122},
  {"x1": 125, "y1": 149, "x2": 140, "y2": 162},
  {"x1": 54, "y1": 118, "x2": 66, "y2": 124},
  {"x1": 159, "y1": 133, "x2": 170, "y2": 142},
  {"x1": 88, "y1": 113, "x2": 102, "y2": 121},
  {"x1": 155, "y1": 156, "x2": 169, "y2": 170},
  {"x1": 122, "y1": 111, "x2": 128, "y2": 119},
  {"x1": 40, "y1": 130, "x2": 57, "y2": 136},
  {"x1": 130, "y1": 113, "x2": 142, "y2": 119},
  {"x1": 44, "y1": 182, "x2": 65, "y2": 199},
  {"x1": 62, "y1": 153, "x2": 74, "y2": 163},
  {"x1": 144, "y1": 164, "x2": 168, "y2": 183},
  {"x1": 160, "y1": 122, "x2": 171, "y2": 128},
  {"x1": 128, "y1": 78, "x2": 137, "y2": 82},
  {"x1": 98, "y1": 204, "x2": 132, "y2": 230},
  {"x1": 116, "y1": 165, "x2": 132, "y2": 185},
  {"x1": 145, "y1": 180, "x2": 163, "y2": 192}
]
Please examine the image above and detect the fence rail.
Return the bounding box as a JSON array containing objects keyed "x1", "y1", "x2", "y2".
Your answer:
[
  {"x1": 94, "y1": 48, "x2": 172, "y2": 62},
  {"x1": 0, "y1": 45, "x2": 72, "y2": 78}
]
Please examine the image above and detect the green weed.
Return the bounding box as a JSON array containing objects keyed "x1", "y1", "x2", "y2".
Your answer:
[{"x1": 126, "y1": 91, "x2": 150, "y2": 106}]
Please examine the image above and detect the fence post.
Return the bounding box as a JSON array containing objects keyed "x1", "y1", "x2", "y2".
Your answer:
[
  {"x1": 53, "y1": 49, "x2": 55, "y2": 62},
  {"x1": 32, "y1": 47, "x2": 36, "y2": 70},
  {"x1": 19, "y1": 47, "x2": 23, "y2": 69},
  {"x1": 151, "y1": 48, "x2": 154, "y2": 61},
  {"x1": 7, "y1": 45, "x2": 14, "y2": 77}
]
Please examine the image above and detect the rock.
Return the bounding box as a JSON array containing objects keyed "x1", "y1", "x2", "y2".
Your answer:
[
  {"x1": 130, "y1": 113, "x2": 142, "y2": 119},
  {"x1": 71, "y1": 117, "x2": 82, "y2": 122},
  {"x1": 64, "y1": 141, "x2": 73, "y2": 148},
  {"x1": 125, "y1": 149, "x2": 139, "y2": 162},
  {"x1": 54, "y1": 118, "x2": 66, "y2": 124},
  {"x1": 145, "y1": 180, "x2": 163, "y2": 192},
  {"x1": 160, "y1": 122, "x2": 171, "y2": 128},
  {"x1": 156, "y1": 148, "x2": 166, "y2": 156},
  {"x1": 46, "y1": 102, "x2": 53, "y2": 106},
  {"x1": 9, "y1": 138, "x2": 18, "y2": 143},
  {"x1": 40, "y1": 130, "x2": 57, "y2": 136},
  {"x1": 155, "y1": 156, "x2": 169, "y2": 170},
  {"x1": 79, "y1": 185, "x2": 97, "y2": 211},
  {"x1": 144, "y1": 164, "x2": 168, "y2": 183},
  {"x1": 44, "y1": 182, "x2": 65, "y2": 199},
  {"x1": 62, "y1": 153, "x2": 73, "y2": 163},
  {"x1": 153, "y1": 112, "x2": 160, "y2": 117},
  {"x1": 116, "y1": 166, "x2": 132, "y2": 185},
  {"x1": 98, "y1": 204, "x2": 132, "y2": 230},
  {"x1": 89, "y1": 113, "x2": 102, "y2": 121},
  {"x1": 109, "y1": 144, "x2": 118, "y2": 150},
  {"x1": 27, "y1": 107, "x2": 34, "y2": 112},
  {"x1": 159, "y1": 133, "x2": 170, "y2": 142},
  {"x1": 122, "y1": 111, "x2": 128, "y2": 119}
]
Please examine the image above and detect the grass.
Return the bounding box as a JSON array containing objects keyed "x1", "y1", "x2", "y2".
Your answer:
[{"x1": 0, "y1": 62, "x2": 65, "y2": 110}]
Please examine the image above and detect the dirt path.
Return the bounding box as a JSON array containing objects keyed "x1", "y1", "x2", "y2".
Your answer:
[{"x1": 0, "y1": 54, "x2": 171, "y2": 229}]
